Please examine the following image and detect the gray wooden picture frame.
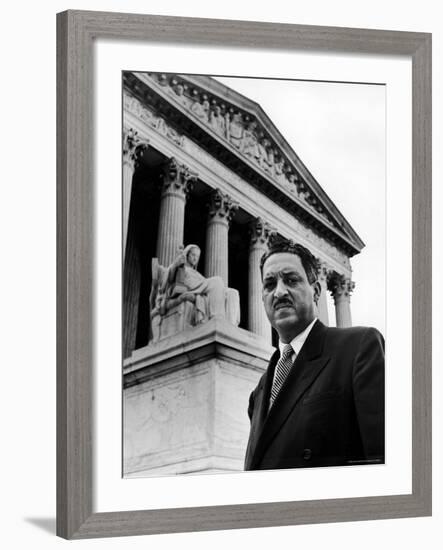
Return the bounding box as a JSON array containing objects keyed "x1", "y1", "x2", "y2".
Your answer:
[{"x1": 56, "y1": 9, "x2": 432, "y2": 539}]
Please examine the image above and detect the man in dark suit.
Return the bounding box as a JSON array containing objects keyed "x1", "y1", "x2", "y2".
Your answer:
[{"x1": 244, "y1": 239, "x2": 385, "y2": 470}]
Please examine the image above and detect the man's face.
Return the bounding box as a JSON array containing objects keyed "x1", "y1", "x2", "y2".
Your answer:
[
  {"x1": 262, "y1": 252, "x2": 320, "y2": 342},
  {"x1": 187, "y1": 248, "x2": 200, "y2": 267}
]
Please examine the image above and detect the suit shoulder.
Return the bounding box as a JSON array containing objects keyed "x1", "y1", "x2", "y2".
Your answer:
[{"x1": 325, "y1": 325, "x2": 383, "y2": 341}]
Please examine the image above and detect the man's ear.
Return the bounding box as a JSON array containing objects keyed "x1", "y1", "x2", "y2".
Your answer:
[{"x1": 313, "y1": 281, "x2": 321, "y2": 305}]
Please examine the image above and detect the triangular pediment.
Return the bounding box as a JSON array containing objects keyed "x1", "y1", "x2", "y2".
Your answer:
[{"x1": 124, "y1": 71, "x2": 364, "y2": 257}]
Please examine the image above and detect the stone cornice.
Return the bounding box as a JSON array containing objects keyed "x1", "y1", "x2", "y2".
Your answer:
[
  {"x1": 123, "y1": 73, "x2": 363, "y2": 258},
  {"x1": 123, "y1": 318, "x2": 273, "y2": 387}
]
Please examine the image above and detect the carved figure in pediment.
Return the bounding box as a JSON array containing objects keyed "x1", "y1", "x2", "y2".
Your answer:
[
  {"x1": 266, "y1": 143, "x2": 275, "y2": 171},
  {"x1": 158, "y1": 74, "x2": 169, "y2": 87},
  {"x1": 173, "y1": 82, "x2": 185, "y2": 97},
  {"x1": 150, "y1": 244, "x2": 240, "y2": 342},
  {"x1": 227, "y1": 112, "x2": 244, "y2": 150},
  {"x1": 274, "y1": 157, "x2": 284, "y2": 176},
  {"x1": 257, "y1": 138, "x2": 274, "y2": 174},
  {"x1": 191, "y1": 97, "x2": 210, "y2": 122},
  {"x1": 273, "y1": 157, "x2": 287, "y2": 183},
  {"x1": 307, "y1": 195, "x2": 319, "y2": 209},
  {"x1": 287, "y1": 172, "x2": 299, "y2": 195},
  {"x1": 172, "y1": 81, "x2": 191, "y2": 107},
  {"x1": 209, "y1": 105, "x2": 226, "y2": 137},
  {"x1": 296, "y1": 180, "x2": 310, "y2": 201},
  {"x1": 242, "y1": 122, "x2": 260, "y2": 161}
]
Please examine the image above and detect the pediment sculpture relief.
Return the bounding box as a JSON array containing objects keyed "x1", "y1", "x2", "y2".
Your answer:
[{"x1": 126, "y1": 73, "x2": 341, "y2": 231}]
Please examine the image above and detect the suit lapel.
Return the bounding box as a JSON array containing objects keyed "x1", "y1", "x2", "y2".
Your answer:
[
  {"x1": 249, "y1": 320, "x2": 330, "y2": 469},
  {"x1": 244, "y1": 349, "x2": 279, "y2": 469}
]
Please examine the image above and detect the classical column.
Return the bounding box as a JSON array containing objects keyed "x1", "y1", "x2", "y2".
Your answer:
[
  {"x1": 316, "y1": 262, "x2": 329, "y2": 326},
  {"x1": 123, "y1": 233, "x2": 141, "y2": 358},
  {"x1": 156, "y1": 158, "x2": 196, "y2": 266},
  {"x1": 123, "y1": 129, "x2": 148, "y2": 256},
  {"x1": 328, "y1": 273, "x2": 355, "y2": 328},
  {"x1": 248, "y1": 218, "x2": 273, "y2": 342},
  {"x1": 205, "y1": 189, "x2": 238, "y2": 285}
]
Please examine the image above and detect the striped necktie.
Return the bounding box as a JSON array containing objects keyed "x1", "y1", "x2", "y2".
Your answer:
[{"x1": 269, "y1": 343, "x2": 294, "y2": 408}]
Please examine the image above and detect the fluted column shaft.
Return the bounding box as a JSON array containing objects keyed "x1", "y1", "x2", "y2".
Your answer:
[
  {"x1": 248, "y1": 219, "x2": 273, "y2": 342},
  {"x1": 156, "y1": 158, "x2": 196, "y2": 266},
  {"x1": 328, "y1": 273, "x2": 354, "y2": 328},
  {"x1": 205, "y1": 189, "x2": 238, "y2": 285},
  {"x1": 123, "y1": 129, "x2": 148, "y2": 256},
  {"x1": 156, "y1": 189, "x2": 186, "y2": 266},
  {"x1": 205, "y1": 219, "x2": 229, "y2": 283},
  {"x1": 123, "y1": 159, "x2": 134, "y2": 254},
  {"x1": 316, "y1": 263, "x2": 329, "y2": 326}
]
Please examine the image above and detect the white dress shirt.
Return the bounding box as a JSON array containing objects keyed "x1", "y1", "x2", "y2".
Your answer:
[{"x1": 273, "y1": 317, "x2": 318, "y2": 386}]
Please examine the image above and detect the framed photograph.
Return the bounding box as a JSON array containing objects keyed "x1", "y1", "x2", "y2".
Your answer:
[{"x1": 57, "y1": 10, "x2": 431, "y2": 539}]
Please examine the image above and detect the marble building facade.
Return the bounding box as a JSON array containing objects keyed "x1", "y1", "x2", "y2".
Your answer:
[{"x1": 122, "y1": 72, "x2": 364, "y2": 477}]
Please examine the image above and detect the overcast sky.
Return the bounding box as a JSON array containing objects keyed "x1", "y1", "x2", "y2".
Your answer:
[{"x1": 215, "y1": 76, "x2": 386, "y2": 335}]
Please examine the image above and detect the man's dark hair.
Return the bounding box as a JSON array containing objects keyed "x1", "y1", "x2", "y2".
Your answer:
[{"x1": 260, "y1": 235, "x2": 319, "y2": 284}]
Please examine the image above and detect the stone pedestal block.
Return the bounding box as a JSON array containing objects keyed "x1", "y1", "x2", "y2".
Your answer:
[{"x1": 123, "y1": 319, "x2": 273, "y2": 476}]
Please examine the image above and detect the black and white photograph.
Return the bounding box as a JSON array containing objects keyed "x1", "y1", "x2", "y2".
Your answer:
[
  {"x1": 1, "y1": 0, "x2": 437, "y2": 545},
  {"x1": 122, "y1": 71, "x2": 385, "y2": 477}
]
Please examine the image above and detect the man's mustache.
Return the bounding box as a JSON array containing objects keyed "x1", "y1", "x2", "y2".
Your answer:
[{"x1": 273, "y1": 298, "x2": 294, "y2": 309}]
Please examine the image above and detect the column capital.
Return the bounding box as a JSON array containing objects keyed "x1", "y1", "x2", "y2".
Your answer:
[
  {"x1": 316, "y1": 260, "x2": 331, "y2": 284},
  {"x1": 315, "y1": 260, "x2": 330, "y2": 326},
  {"x1": 207, "y1": 189, "x2": 238, "y2": 224},
  {"x1": 327, "y1": 272, "x2": 355, "y2": 302},
  {"x1": 249, "y1": 218, "x2": 275, "y2": 248},
  {"x1": 123, "y1": 128, "x2": 148, "y2": 168},
  {"x1": 160, "y1": 157, "x2": 197, "y2": 199}
]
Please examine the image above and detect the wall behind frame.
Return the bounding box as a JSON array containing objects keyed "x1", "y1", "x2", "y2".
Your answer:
[{"x1": 1, "y1": 1, "x2": 440, "y2": 550}]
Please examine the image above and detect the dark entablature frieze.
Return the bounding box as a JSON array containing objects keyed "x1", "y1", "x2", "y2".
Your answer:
[{"x1": 123, "y1": 72, "x2": 363, "y2": 258}]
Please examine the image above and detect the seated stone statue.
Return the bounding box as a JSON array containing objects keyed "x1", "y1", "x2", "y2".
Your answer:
[{"x1": 150, "y1": 244, "x2": 240, "y2": 342}]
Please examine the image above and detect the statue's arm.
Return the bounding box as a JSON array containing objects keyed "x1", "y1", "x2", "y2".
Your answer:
[
  {"x1": 149, "y1": 258, "x2": 161, "y2": 312},
  {"x1": 166, "y1": 253, "x2": 185, "y2": 284}
]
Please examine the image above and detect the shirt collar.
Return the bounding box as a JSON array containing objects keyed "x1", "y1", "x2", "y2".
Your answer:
[{"x1": 278, "y1": 317, "x2": 318, "y2": 357}]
